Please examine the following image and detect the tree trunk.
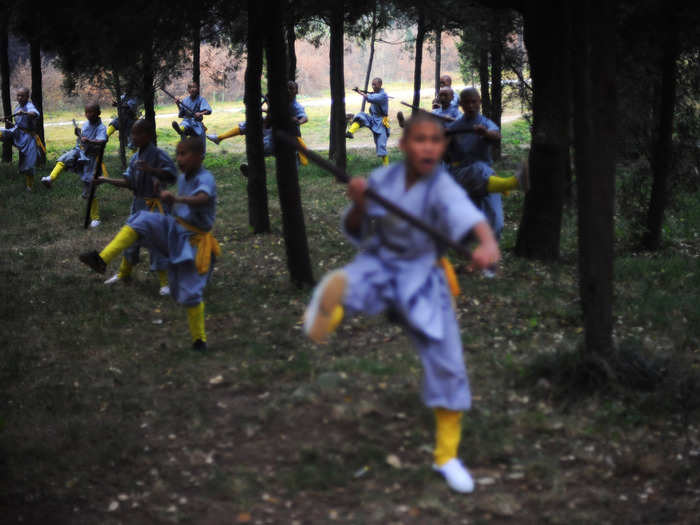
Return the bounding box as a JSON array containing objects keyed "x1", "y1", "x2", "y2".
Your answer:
[
  {"x1": 434, "y1": 28, "x2": 441, "y2": 98},
  {"x1": 113, "y1": 71, "x2": 128, "y2": 169},
  {"x1": 265, "y1": 0, "x2": 314, "y2": 286},
  {"x1": 141, "y1": 28, "x2": 157, "y2": 145},
  {"x1": 361, "y1": 9, "x2": 377, "y2": 113},
  {"x1": 192, "y1": 22, "x2": 201, "y2": 86},
  {"x1": 0, "y1": 17, "x2": 12, "y2": 163},
  {"x1": 245, "y1": 0, "x2": 271, "y2": 234},
  {"x1": 411, "y1": 10, "x2": 425, "y2": 114},
  {"x1": 572, "y1": 0, "x2": 616, "y2": 356},
  {"x1": 489, "y1": 14, "x2": 503, "y2": 160},
  {"x1": 286, "y1": 7, "x2": 297, "y2": 81},
  {"x1": 642, "y1": 25, "x2": 678, "y2": 251},
  {"x1": 329, "y1": 2, "x2": 347, "y2": 170},
  {"x1": 514, "y1": 1, "x2": 570, "y2": 261},
  {"x1": 478, "y1": 35, "x2": 491, "y2": 119},
  {"x1": 30, "y1": 33, "x2": 45, "y2": 147}
]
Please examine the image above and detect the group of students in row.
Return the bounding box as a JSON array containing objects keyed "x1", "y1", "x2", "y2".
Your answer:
[{"x1": 3, "y1": 76, "x2": 528, "y2": 496}]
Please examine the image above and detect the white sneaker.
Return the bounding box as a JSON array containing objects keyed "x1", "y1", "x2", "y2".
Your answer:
[
  {"x1": 303, "y1": 270, "x2": 347, "y2": 344},
  {"x1": 104, "y1": 274, "x2": 120, "y2": 285},
  {"x1": 159, "y1": 285, "x2": 170, "y2": 296},
  {"x1": 89, "y1": 219, "x2": 101, "y2": 229},
  {"x1": 433, "y1": 458, "x2": 474, "y2": 493},
  {"x1": 41, "y1": 176, "x2": 52, "y2": 189},
  {"x1": 25, "y1": 185, "x2": 33, "y2": 192},
  {"x1": 206, "y1": 134, "x2": 221, "y2": 145},
  {"x1": 482, "y1": 268, "x2": 497, "y2": 279}
]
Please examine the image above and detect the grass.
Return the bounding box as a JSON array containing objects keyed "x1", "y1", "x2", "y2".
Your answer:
[{"x1": 1, "y1": 116, "x2": 699, "y2": 523}]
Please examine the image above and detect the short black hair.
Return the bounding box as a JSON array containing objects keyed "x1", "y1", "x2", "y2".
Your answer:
[
  {"x1": 178, "y1": 136, "x2": 205, "y2": 156},
  {"x1": 131, "y1": 118, "x2": 153, "y2": 135},
  {"x1": 402, "y1": 112, "x2": 445, "y2": 139},
  {"x1": 85, "y1": 102, "x2": 101, "y2": 114}
]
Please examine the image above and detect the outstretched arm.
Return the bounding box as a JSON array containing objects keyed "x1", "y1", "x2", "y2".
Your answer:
[
  {"x1": 465, "y1": 221, "x2": 500, "y2": 269},
  {"x1": 160, "y1": 189, "x2": 210, "y2": 207}
]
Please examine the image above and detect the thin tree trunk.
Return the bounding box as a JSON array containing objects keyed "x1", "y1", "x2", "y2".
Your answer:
[
  {"x1": 361, "y1": 9, "x2": 377, "y2": 113},
  {"x1": 265, "y1": 0, "x2": 314, "y2": 286},
  {"x1": 30, "y1": 32, "x2": 45, "y2": 147},
  {"x1": 514, "y1": 1, "x2": 570, "y2": 261},
  {"x1": 113, "y1": 71, "x2": 127, "y2": 169},
  {"x1": 286, "y1": 7, "x2": 297, "y2": 81},
  {"x1": 478, "y1": 34, "x2": 491, "y2": 119},
  {"x1": 245, "y1": 0, "x2": 270, "y2": 234},
  {"x1": 489, "y1": 14, "x2": 503, "y2": 160},
  {"x1": 434, "y1": 28, "x2": 441, "y2": 98},
  {"x1": 0, "y1": 17, "x2": 12, "y2": 163},
  {"x1": 192, "y1": 22, "x2": 201, "y2": 86},
  {"x1": 411, "y1": 10, "x2": 425, "y2": 114},
  {"x1": 329, "y1": 2, "x2": 347, "y2": 169},
  {"x1": 573, "y1": 0, "x2": 616, "y2": 356},
  {"x1": 642, "y1": 25, "x2": 678, "y2": 251},
  {"x1": 141, "y1": 28, "x2": 157, "y2": 145}
]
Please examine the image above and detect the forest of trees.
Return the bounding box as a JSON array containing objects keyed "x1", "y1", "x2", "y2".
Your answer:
[{"x1": 1, "y1": 0, "x2": 699, "y2": 372}]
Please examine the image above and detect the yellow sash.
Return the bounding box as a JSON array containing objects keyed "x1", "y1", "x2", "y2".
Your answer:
[
  {"x1": 296, "y1": 136, "x2": 309, "y2": 166},
  {"x1": 145, "y1": 198, "x2": 164, "y2": 214},
  {"x1": 175, "y1": 217, "x2": 221, "y2": 275},
  {"x1": 439, "y1": 257, "x2": 461, "y2": 297},
  {"x1": 33, "y1": 134, "x2": 46, "y2": 154},
  {"x1": 382, "y1": 116, "x2": 390, "y2": 129}
]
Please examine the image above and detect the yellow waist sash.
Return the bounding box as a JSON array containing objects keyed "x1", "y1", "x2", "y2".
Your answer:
[
  {"x1": 439, "y1": 257, "x2": 461, "y2": 297},
  {"x1": 145, "y1": 198, "x2": 164, "y2": 214},
  {"x1": 382, "y1": 116, "x2": 390, "y2": 129},
  {"x1": 176, "y1": 217, "x2": 221, "y2": 275}
]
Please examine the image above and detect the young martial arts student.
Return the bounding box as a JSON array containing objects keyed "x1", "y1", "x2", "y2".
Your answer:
[
  {"x1": 346, "y1": 77, "x2": 391, "y2": 166},
  {"x1": 79, "y1": 137, "x2": 220, "y2": 351},
  {"x1": 41, "y1": 103, "x2": 108, "y2": 228},
  {"x1": 94, "y1": 119, "x2": 178, "y2": 294},
  {"x1": 304, "y1": 112, "x2": 501, "y2": 493}
]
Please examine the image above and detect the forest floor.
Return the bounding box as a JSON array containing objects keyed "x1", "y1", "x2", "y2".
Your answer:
[{"x1": 1, "y1": 118, "x2": 699, "y2": 524}]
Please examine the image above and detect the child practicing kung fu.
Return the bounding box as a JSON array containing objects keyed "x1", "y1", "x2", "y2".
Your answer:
[
  {"x1": 0, "y1": 87, "x2": 42, "y2": 191},
  {"x1": 94, "y1": 119, "x2": 178, "y2": 295},
  {"x1": 79, "y1": 137, "x2": 220, "y2": 352},
  {"x1": 41, "y1": 102, "x2": 108, "y2": 228},
  {"x1": 346, "y1": 77, "x2": 391, "y2": 166},
  {"x1": 303, "y1": 112, "x2": 501, "y2": 493},
  {"x1": 171, "y1": 82, "x2": 212, "y2": 154}
]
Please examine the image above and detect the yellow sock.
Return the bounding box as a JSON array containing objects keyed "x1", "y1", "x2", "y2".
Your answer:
[
  {"x1": 382, "y1": 155, "x2": 389, "y2": 166},
  {"x1": 99, "y1": 225, "x2": 138, "y2": 264},
  {"x1": 90, "y1": 198, "x2": 99, "y2": 220},
  {"x1": 434, "y1": 408, "x2": 462, "y2": 467},
  {"x1": 487, "y1": 176, "x2": 518, "y2": 194},
  {"x1": 187, "y1": 302, "x2": 206, "y2": 342},
  {"x1": 157, "y1": 270, "x2": 168, "y2": 288},
  {"x1": 217, "y1": 125, "x2": 241, "y2": 141},
  {"x1": 296, "y1": 137, "x2": 309, "y2": 166},
  {"x1": 329, "y1": 305, "x2": 344, "y2": 333},
  {"x1": 347, "y1": 121, "x2": 361, "y2": 135},
  {"x1": 117, "y1": 257, "x2": 133, "y2": 279},
  {"x1": 106, "y1": 124, "x2": 116, "y2": 137},
  {"x1": 101, "y1": 162, "x2": 109, "y2": 178},
  {"x1": 25, "y1": 174, "x2": 34, "y2": 189},
  {"x1": 49, "y1": 161, "x2": 65, "y2": 181}
]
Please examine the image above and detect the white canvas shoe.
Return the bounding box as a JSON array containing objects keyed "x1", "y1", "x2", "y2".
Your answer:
[
  {"x1": 159, "y1": 285, "x2": 170, "y2": 296},
  {"x1": 89, "y1": 219, "x2": 101, "y2": 229},
  {"x1": 303, "y1": 270, "x2": 347, "y2": 344},
  {"x1": 104, "y1": 274, "x2": 120, "y2": 285},
  {"x1": 206, "y1": 134, "x2": 221, "y2": 145},
  {"x1": 433, "y1": 458, "x2": 475, "y2": 493},
  {"x1": 40, "y1": 176, "x2": 52, "y2": 189}
]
